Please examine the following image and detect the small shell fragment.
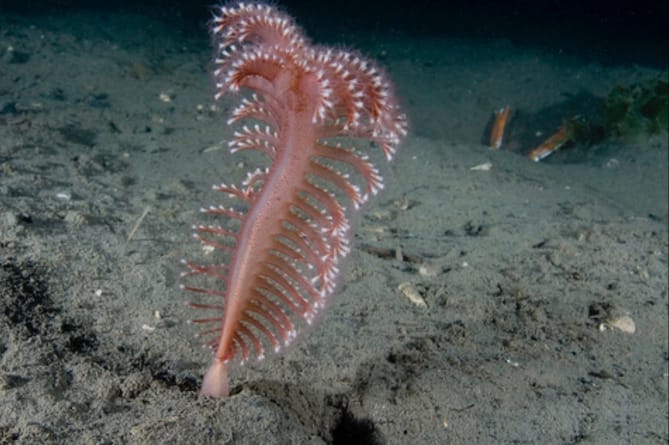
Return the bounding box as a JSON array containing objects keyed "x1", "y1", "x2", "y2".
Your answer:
[
  {"x1": 613, "y1": 316, "x2": 636, "y2": 333},
  {"x1": 418, "y1": 262, "x2": 442, "y2": 278},
  {"x1": 398, "y1": 282, "x2": 427, "y2": 308},
  {"x1": 470, "y1": 162, "x2": 492, "y2": 171},
  {"x1": 505, "y1": 357, "x2": 520, "y2": 367},
  {"x1": 56, "y1": 191, "x2": 72, "y2": 200},
  {"x1": 203, "y1": 142, "x2": 225, "y2": 153},
  {"x1": 605, "y1": 315, "x2": 636, "y2": 334}
]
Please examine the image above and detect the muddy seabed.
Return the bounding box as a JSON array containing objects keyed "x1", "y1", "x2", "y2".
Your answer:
[{"x1": 1, "y1": 10, "x2": 667, "y2": 445}]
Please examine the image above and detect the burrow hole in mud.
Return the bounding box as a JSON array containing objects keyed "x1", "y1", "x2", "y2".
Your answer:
[{"x1": 331, "y1": 406, "x2": 381, "y2": 445}]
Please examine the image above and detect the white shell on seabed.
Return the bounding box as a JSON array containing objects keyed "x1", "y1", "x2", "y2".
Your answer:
[{"x1": 599, "y1": 315, "x2": 636, "y2": 334}]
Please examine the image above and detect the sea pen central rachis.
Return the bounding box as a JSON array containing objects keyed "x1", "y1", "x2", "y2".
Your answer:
[{"x1": 181, "y1": 2, "x2": 408, "y2": 398}]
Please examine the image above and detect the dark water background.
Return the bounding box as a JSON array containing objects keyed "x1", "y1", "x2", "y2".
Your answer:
[{"x1": 2, "y1": 0, "x2": 667, "y2": 68}]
